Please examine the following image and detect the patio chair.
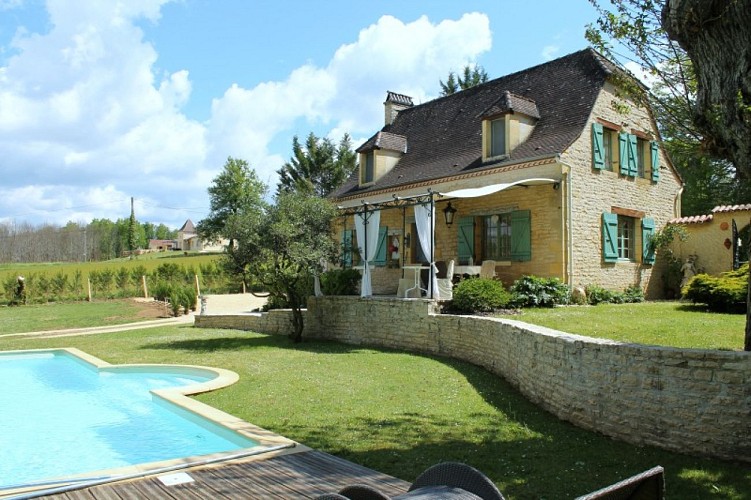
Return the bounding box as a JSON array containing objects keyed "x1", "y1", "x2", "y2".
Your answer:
[
  {"x1": 479, "y1": 260, "x2": 496, "y2": 279},
  {"x1": 315, "y1": 462, "x2": 505, "y2": 499},
  {"x1": 406, "y1": 462, "x2": 505, "y2": 500},
  {"x1": 437, "y1": 259, "x2": 455, "y2": 300},
  {"x1": 575, "y1": 466, "x2": 665, "y2": 500}
]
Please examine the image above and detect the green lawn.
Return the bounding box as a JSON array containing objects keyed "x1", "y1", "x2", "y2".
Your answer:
[
  {"x1": 497, "y1": 301, "x2": 747, "y2": 350},
  {"x1": 2, "y1": 324, "x2": 748, "y2": 499},
  {"x1": 0, "y1": 300, "x2": 157, "y2": 335}
]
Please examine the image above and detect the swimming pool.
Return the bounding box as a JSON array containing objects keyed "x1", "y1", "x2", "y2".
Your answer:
[{"x1": 0, "y1": 348, "x2": 294, "y2": 495}]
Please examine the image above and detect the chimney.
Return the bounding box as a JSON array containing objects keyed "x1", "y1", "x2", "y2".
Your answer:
[{"x1": 384, "y1": 91, "x2": 413, "y2": 126}]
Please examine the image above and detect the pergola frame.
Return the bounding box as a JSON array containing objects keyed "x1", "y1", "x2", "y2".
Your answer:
[{"x1": 337, "y1": 189, "x2": 448, "y2": 299}]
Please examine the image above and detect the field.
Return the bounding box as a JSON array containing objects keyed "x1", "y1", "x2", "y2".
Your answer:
[{"x1": 0, "y1": 252, "x2": 229, "y2": 303}]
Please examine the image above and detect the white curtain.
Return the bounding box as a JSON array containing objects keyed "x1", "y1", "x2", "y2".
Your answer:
[
  {"x1": 413, "y1": 202, "x2": 439, "y2": 298},
  {"x1": 355, "y1": 209, "x2": 381, "y2": 297}
]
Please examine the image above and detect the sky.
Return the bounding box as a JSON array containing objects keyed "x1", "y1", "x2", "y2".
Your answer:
[{"x1": 0, "y1": 0, "x2": 604, "y2": 230}]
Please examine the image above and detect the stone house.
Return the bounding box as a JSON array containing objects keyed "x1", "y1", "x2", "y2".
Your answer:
[
  {"x1": 176, "y1": 219, "x2": 228, "y2": 253},
  {"x1": 329, "y1": 49, "x2": 683, "y2": 298}
]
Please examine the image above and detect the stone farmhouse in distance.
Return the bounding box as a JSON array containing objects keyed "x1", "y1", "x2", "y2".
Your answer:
[{"x1": 330, "y1": 48, "x2": 683, "y2": 298}]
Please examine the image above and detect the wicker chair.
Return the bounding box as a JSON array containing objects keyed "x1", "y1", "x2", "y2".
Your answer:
[
  {"x1": 406, "y1": 462, "x2": 505, "y2": 500},
  {"x1": 575, "y1": 466, "x2": 665, "y2": 500}
]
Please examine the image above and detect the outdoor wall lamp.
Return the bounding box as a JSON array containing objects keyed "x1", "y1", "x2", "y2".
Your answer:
[{"x1": 443, "y1": 202, "x2": 457, "y2": 226}]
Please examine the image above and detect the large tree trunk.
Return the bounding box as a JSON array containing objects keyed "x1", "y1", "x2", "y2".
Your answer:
[
  {"x1": 747, "y1": 240, "x2": 751, "y2": 351},
  {"x1": 663, "y1": 0, "x2": 751, "y2": 350}
]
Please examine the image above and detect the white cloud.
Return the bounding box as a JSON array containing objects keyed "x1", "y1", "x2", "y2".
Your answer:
[
  {"x1": 624, "y1": 61, "x2": 657, "y2": 89},
  {"x1": 0, "y1": 4, "x2": 493, "y2": 228},
  {"x1": 542, "y1": 44, "x2": 560, "y2": 61}
]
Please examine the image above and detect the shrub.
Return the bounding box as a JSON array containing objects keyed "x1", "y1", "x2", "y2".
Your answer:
[
  {"x1": 622, "y1": 284, "x2": 645, "y2": 303},
  {"x1": 585, "y1": 284, "x2": 645, "y2": 305},
  {"x1": 151, "y1": 281, "x2": 175, "y2": 302},
  {"x1": 452, "y1": 278, "x2": 512, "y2": 313},
  {"x1": 683, "y1": 264, "x2": 747, "y2": 313},
  {"x1": 510, "y1": 275, "x2": 570, "y2": 308},
  {"x1": 320, "y1": 269, "x2": 361, "y2": 295}
]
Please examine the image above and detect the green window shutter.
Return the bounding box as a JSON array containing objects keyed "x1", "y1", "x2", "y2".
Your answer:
[
  {"x1": 642, "y1": 218, "x2": 656, "y2": 264},
  {"x1": 650, "y1": 141, "x2": 660, "y2": 182},
  {"x1": 373, "y1": 227, "x2": 388, "y2": 266},
  {"x1": 511, "y1": 210, "x2": 531, "y2": 261},
  {"x1": 457, "y1": 217, "x2": 475, "y2": 265},
  {"x1": 341, "y1": 229, "x2": 353, "y2": 267},
  {"x1": 627, "y1": 134, "x2": 638, "y2": 177},
  {"x1": 618, "y1": 132, "x2": 629, "y2": 176},
  {"x1": 602, "y1": 212, "x2": 618, "y2": 263},
  {"x1": 592, "y1": 123, "x2": 605, "y2": 170}
]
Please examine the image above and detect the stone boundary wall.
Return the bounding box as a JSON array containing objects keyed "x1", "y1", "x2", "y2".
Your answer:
[{"x1": 195, "y1": 296, "x2": 751, "y2": 463}]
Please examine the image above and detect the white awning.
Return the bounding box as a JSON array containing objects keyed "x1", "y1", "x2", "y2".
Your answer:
[{"x1": 442, "y1": 178, "x2": 557, "y2": 198}]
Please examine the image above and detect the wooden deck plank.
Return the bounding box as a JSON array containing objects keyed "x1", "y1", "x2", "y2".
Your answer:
[{"x1": 34, "y1": 450, "x2": 410, "y2": 500}]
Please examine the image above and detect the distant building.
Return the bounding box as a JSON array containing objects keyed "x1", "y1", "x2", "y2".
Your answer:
[
  {"x1": 176, "y1": 219, "x2": 228, "y2": 252},
  {"x1": 148, "y1": 239, "x2": 177, "y2": 251}
]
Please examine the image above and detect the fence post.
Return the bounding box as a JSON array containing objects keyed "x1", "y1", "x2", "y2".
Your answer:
[
  {"x1": 142, "y1": 275, "x2": 148, "y2": 298},
  {"x1": 87, "y1": 278, "x2": 92, "y2": 302}
]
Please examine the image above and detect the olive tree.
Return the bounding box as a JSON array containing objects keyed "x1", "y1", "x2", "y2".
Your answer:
[{"x1": 229, "y1": 191, "x2": 338, "y2": 342}]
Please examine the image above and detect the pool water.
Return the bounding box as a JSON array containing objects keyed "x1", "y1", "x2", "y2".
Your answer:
[{"x1": 0, "y1": 350, "x2": 258, "y2": 490}]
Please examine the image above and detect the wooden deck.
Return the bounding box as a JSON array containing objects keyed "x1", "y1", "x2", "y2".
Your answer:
[{"x1": 34, "y1": 449, "x2": 410, "y2": 499}]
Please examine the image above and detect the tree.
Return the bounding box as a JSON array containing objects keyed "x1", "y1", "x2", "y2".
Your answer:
[
  {"x1": 661, "y1": 0, "x2": 751, "y2": 350},
  {"x1": 439, "y1": 64, "x2": 489, "y2": 96},
  {"x1": 585, "y1": 0, "x2": 751, "y2": 216},
  {"x1": 228, "y1": 191, "x2": 337, "y2": 342},
  {"x1": 276, "y1": 132, "x2": 357, "y2": 197},
  {"x1": 197, "y1": 157, "x2": 267, "y2": 248},
  {"x1": 127, "y1": 199, "x2": 138, "y2": 256}
]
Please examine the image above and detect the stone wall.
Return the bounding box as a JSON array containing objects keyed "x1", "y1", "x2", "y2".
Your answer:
[{"x1": 196, "y1": 296, "x2": 751, "y2": 463}]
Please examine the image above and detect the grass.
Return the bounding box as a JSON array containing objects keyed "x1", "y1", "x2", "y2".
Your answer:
[
  {"x1": 1, "y1": 317, "x2": 749, "y2": 499},
  {"x1": 497, "y1": 301, "x2": 747, "y2": 350},
  {"x1": 0, "y1": 300, "x2": 157, "y2": 335}
]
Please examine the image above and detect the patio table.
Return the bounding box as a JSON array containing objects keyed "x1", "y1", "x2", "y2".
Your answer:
[{"x1": 403, "y1": 265, "x2": 429, "y2": 296}]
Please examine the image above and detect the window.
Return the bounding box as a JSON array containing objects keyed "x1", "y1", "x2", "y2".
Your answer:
[
  {"x1": 483, "y1": 214, "x2": 511, "y2": 259},
  {"x1": 603, "y1": 212, "x2": 654, "y2": 263},
  {"x1": 636, "y1": 137, "x2": 647, "y2": 178},
  {"x1": 602, "y1": 128, "x2": 613, "y2": 171},
  {"x1": 490, "y1": 118, "x2": 506, "y2": 157},
  {"x1": 480, "y1": 210, "x2": 531, "y2": 261},
  {"x1": 362, "y1": 152, "x2": 374, "y2": 184},
  {"x1": 592, "y1": 123, "x2": 618, "y2": 171},
  {"x1": 617, "y1": 215, "x2": 635, "y2": 260}
]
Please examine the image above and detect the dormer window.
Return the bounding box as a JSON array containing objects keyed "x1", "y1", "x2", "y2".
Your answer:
[
  {"x1": 362, "y1": 151, "x2": 375, "y2": 184},
  {"x1": 481, "y1": 91, "x2": 539, "y2": 162},
  {"x1": 356, "y1": 131, "x2": 408, "y2": 187},
  {"x1": 490, "y1": 117, "x2": 507, "y2": 157}
]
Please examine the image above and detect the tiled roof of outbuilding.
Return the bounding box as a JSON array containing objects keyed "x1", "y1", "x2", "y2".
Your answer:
[
  {"x1": 332, "y1": 48, "x2": 617, "y2": 200},
  {"x1": 712, "y1": 204, "x2": 751, "y2": 213},
  {"x1": 669, "y1": 214, "x2": 714, "y2": 224}
]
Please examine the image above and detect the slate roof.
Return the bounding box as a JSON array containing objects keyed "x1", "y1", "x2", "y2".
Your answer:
[
  {"x1": 480, "y1": 91, "x2": 540, "y2": 120},
  {"x1": 356, "y1": 131, "x2": 409, "y2": 154},
  {"x1": 331, "y1": 48, "x2": 619, "y2": 200},
  {"x1": 179, "y1": 219, "x2": 195, "y2": 233}
]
